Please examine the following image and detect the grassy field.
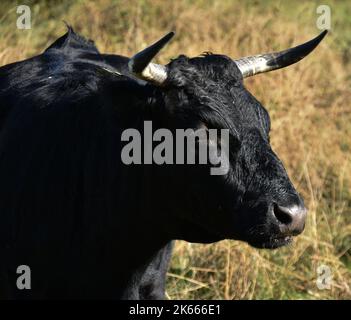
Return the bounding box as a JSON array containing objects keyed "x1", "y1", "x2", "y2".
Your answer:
[{"x1": 0, "y1": 0, "x2": 350, "y2": 299}]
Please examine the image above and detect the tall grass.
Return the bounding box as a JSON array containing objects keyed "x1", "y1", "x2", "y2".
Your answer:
[{"x1": 0, "y1": 0, "x2": 350, "y2": 299}]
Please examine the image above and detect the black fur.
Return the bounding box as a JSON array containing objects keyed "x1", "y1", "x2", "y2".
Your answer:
[{"x1": 0, "y1": 28, "x2": 304, "y2": 299}]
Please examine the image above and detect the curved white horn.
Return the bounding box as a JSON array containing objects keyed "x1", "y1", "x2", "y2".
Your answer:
[
  {"x1": 128, "y1": 32, "x2": 175, "y2": 85},
  {"x1": 234, "y1": 30, "x2": 328, "y2": 78}
]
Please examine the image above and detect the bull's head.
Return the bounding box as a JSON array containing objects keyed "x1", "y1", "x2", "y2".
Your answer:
[{"x1": 128, "y1": 31, "x2": 327, "y2": 249}]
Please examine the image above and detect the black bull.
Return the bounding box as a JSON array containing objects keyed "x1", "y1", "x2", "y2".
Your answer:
[{"x1": 0, "y1": 28, "x2": 326, "y2": 299}]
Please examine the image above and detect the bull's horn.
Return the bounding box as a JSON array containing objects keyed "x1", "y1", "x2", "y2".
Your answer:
[
  {"x1": 234, "y1": 30, "x2": 328, "y2": 78},
  {"x1": 128, "y1": 32, "x2": 175, "y2": 85}
]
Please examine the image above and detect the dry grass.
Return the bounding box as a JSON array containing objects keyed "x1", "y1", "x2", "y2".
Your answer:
[{"x1": 0, "y1": 0, "x2": 350, "y2": 299}]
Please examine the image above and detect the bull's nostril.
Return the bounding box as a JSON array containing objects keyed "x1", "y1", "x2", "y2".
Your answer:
[
  {"x1": 272, "y1": 203, "x2": 307, "y2": 235},
  {"x1": 273, "y1": 203, "x2": 293, "y2": 225}
]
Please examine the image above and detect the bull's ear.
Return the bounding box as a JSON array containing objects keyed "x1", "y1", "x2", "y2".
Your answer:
[
  {"x1": 234, "y1": 30, "x2": 328, "y2": 78},
  {"x1": 128, "y1": 32, "x2": 175, "y2": 85}
]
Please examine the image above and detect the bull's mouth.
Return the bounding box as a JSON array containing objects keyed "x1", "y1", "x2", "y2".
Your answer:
[
  {"x1": 248, "y1": 235, "x2": 293, "y2": 249},
  {"x1": 179, "y1": 217, "x2": 296, "y2": 248}
]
